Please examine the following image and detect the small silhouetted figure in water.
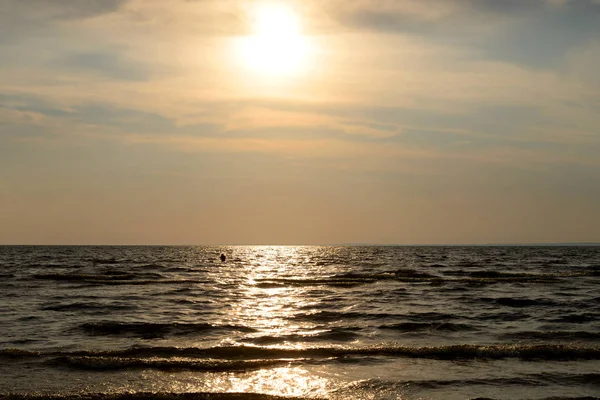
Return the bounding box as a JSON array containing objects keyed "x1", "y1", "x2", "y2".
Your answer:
[{"x1": 220, "y1": 253, "x2": 226, "y2": 262}]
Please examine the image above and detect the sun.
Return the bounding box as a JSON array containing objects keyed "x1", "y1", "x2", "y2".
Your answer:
[{"x1": 237, "y1": 3, "x2": 310, "y2": 77}]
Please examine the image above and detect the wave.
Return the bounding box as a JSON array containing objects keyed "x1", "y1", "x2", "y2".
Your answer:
[
  {"x1": 548, "y1": 313, "x2": 598, "y2": 323},
  {"x1": 33, "y1": 272, "x2": 162, "y2": 282},
  {"x1": 32, "y1": 273, "x2": 208, "y2": 286},
  {"x1": 389, "y1": 269, "x2": 439, "y2": 279},
  {"x1": 164, "y1": 267, "x2": 191, "y2": 273},
  {"x1": 292, "y1": 310, "x2": 399, "y2": 323},
  {"x1": 515, "y1": 397, "x2": 600, "y2": 400},
  {"x1": 136, "y1": 264, "x2": 168, "y2": 269},
  {"x1": 492, "y1": 297, "x2": 557, "y2": 308},
  {"x1": 0, "y1": 348, "x2": 42, "y2": 358},
  {"x1": 253, "y1": 269, "x2": 441, "y2": 288},
  {"x1": 379, "y1": 322, "x2": 475, "y2": 332},
  {"x1": 466, "y1": 271, "x2": 561, "y2": 283},
  {"x1": 254, "y1": 277, "x2": 377, "y2": 289},
  {"x1": 241, "y1": 328, "x2": 362, "y2": 345},
  {"x1": 424, "y1": 263, "x2": 449, "y2": 268},
  {"x1": 404, "y1": 311, "x2": 463, "y2": 322},
  {"x1": 0, "y1": 393, "x2": 311, "y2": 400},
  {"x1": 476, "y1": 311, "x2": 531, "y2": 321},
  {"x1": 48, "y1": 356, "x2": 295, "y2": 372},
  {"x1": 29, "y1": 268, "x2": 590, "y2": 289},
  {"x1": 79, "y1": 322, "x2": 257, "y2": 338},
  {"x1": 293, "y1": 310, "x2": 476, "y2": 325},
  {"x1": 249, "y1": 268, "x2": 584, "y2": 289},
  {"x1": 500, "y1": 330, "x2": 600, "y2": 341},
  {"x1": 88, "y1": 257, "x2": 123, "y2": 264},
  {"x1": 42, "y1": 303, "x2": 135, "y2": 312},
  {"x1": 342, "y1": 373, "x2": 600, "y2": 392},
  {"x1": 4, "y1": 343, "x2": 600, "y2": 361},
  {"x1": 451, "y1": 267, "x2": 600, "y2": 280}
]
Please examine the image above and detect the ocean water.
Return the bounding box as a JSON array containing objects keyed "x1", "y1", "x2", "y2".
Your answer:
[{"x1": 1, "y1": 245, "x2": 600, "y2": 400}]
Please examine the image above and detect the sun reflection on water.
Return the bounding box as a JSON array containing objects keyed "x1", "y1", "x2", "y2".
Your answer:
[
  {"x1": 220, "y1": 246, "x2": 322, "y2": 339},
  {"x1": 203, "y1": 246, "x2": 336, "y2": 396},
  {"x1": 208, "y1": 367, "x2": 331, "y2": 397}
]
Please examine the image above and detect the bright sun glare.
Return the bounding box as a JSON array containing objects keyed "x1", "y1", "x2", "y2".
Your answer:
[{"x1": 238, "y1": 3, "x2": 310, "y2": 77}]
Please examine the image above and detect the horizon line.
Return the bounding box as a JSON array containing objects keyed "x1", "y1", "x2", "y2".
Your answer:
[{"x1": 1, "y1": 242, "x2": 599, "y2": 247}]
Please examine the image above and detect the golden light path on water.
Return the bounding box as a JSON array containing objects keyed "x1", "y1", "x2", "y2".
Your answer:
[
  {"x1": 206, "y1": 367, "x2": 331, "y2": 397},
  {"x1": 153, "y1": 367, "x2": 332, "y2": 397},
  {"x1": 235, "y1": 247, "x2": 315, "y2": 334},
  {"x1": 193, "y1": 246, "x2": 338, "y2": 396}
]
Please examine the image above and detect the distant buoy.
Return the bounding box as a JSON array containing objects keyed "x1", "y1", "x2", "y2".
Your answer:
[{"x1": 220, "y1": 253, "x2": 226, "y2": 262}]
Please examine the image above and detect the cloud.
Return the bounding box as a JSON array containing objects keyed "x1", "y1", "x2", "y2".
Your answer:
[
  {"x1": 54, "y1": 51, "x2": 150, "y2": 81},
  {"x1": 2, "y1": 89, "x2": 598, "y2": 175},
  {"x1": 104, "y1": 0, "x2": 250, "y2": 37},
  {"x1": 0, "y1": 93, "x2": 184, "y2": 136},
  {"x1": 0, "y1": 0, "x2": 129, "y2": 43},
  {"x1": 0, "y1": 93, "x2": 71, "y2": 118},
  {"x1": 327, "y1": 0, "x2": 600, "y2": 69},
  {"x1": 566, "y1": 39, "x2": 600, "y2": 86},
  {"x1": 476, "y1": 1, "x2": 600, "y2": 69},
  {"x1": 1, "y1": 0, "x2": 598, "y2": 174},
  {"x1": 1, "y1": 0, "x2": 128, "y2": 21}
]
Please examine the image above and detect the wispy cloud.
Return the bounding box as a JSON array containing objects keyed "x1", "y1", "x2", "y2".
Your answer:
[
  {"x1": 53, "y1": 51, "x2": 150, "y2": 81},
  {"x1": 0, "y1": 0, "x2": 128, "y2": 44}
]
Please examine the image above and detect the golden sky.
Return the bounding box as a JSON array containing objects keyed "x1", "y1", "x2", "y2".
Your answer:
[{"x1": 1, "y1": 0, "x2": 599, "y2": 244}]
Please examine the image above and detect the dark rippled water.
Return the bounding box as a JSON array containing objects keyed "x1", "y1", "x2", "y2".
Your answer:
[{"x1": 1, "y1": 245, "x2": 600, "y2": 400}]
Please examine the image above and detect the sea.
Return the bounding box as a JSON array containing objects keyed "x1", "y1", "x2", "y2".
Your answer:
[{"x1": 1, "y1": 245, "x2": 600, "y2": 400}]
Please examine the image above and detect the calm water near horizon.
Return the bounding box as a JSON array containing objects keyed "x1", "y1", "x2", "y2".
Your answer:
[{"x1": 1, "y1": 245, "x2": 600, "y2": 400}]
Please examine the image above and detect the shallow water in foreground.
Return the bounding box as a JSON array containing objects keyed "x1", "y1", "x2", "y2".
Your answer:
[{"x1": 1, "y1": 245, "x2": 600, "y2": 400}]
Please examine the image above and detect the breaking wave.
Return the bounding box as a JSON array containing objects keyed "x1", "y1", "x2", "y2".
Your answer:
[{"x1": 4, "y1": 343, "x2": 600, "y2": 362}]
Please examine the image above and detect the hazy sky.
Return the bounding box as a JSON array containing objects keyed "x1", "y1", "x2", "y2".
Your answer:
[{"x1": 1, "y1": 0, "x2": 599, "y2": 245}]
